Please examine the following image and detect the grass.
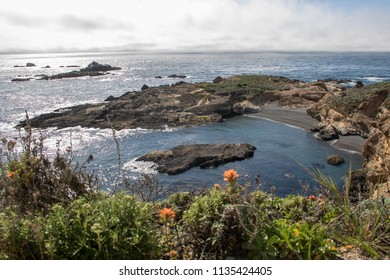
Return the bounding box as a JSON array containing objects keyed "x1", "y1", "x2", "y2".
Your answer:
[
  {"x1": 330, "y1": 81, "x2": 390, "y2": 114},
  {"x1": 197, "y1": 75, "x2": 293, "y2": 94}
]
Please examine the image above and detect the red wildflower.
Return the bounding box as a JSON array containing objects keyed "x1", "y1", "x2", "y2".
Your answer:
[
  {"x1": 159, "y1": 207, "x2": 176, "y2": 222},
  {"x1": 223, "y1": 169, "x2": 238, "y2": 183}
]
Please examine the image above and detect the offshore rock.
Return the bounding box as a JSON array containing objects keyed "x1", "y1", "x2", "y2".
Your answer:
[
  {"x1": 136, "y1": 143, "x2": 256, "y2": 175},
  {"x1": 168, "y1": 74, "x2": 187, "y2": 78},
  {"x1": 80, "y1": 61, "x2": 121, "y2": 72}
]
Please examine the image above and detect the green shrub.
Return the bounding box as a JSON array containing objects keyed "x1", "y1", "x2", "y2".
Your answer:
[
  {"x1": 43, "y1": 192, "x2": 159, "y2": 259},
  {"x1": 0, "y1": 209, "x2": 45, "y2": 259},
  {"x1": 247, "y1": 219, "x2": 336, "y2": 260},
  {"x1": 182, "y1": 188, "x2": 246, "y2": 259}
]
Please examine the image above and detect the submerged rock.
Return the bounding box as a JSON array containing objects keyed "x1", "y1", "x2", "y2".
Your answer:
[{"x1": 136, "y1": 143, "x2": 256, "y2": 175}]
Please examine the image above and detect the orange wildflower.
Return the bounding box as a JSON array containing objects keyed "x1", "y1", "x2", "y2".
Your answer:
[
  {"x1": 7, "y1": 171, "x2": 15, "y2": 178},
  {"x1": 167, "y1": 250, "x2": 178, "y2": 258},
  {"x1": 214, "y1": 183, "x2": 221, "y2": 189},
  {"x1": 223, "y1": 169, "x2": 238, "y2": 183},
  {"x1": 308, "y1": 195, "x2": 316, "y2": 201},
  {"x1": 159, "y1": 207, "x2": 176, "y2": 222}
]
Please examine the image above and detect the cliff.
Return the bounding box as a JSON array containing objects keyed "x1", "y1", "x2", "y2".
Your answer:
[{"x1": 307, "y1": 82, "x2": 390, "y2": 197}]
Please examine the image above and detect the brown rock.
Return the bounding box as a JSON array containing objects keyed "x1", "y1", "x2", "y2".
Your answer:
[
  {"x1": 318, "y1": 125, "x2": 339, "y2": 141},
  {"x1": 326, "y1": 155, "x2": 345, "y2": 166}
]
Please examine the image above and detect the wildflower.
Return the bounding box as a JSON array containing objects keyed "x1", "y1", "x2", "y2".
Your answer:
[
  {"x1": 7, "y1": 171, "x2": 15, "y2": 178},
  {"x1": 214, "y1": 183, "x2": 220, "y2": 189},
  {"x1": 293, "y1": 228, "x2": 300, "y2": 237},
  {"x1": 159, "y1": 207, "x2": 176, "y2": 222},
  {"x1": 167, "y1": 250, "x2": 178, "y2": 258},
  {"x1": 224, "y1": 169, "x2": 238, "y2": 183},
  {"x1": 317, "y1": 197, "x2": 325, "y2": 205},
  {"x1": 308, "y1": 195, "x2": 316, "y2": 201}
]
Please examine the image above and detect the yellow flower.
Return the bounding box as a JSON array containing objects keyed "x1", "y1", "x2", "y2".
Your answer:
[
  {"x1": 159, "y1": 208, "x2": 176, "y2": 222},
  {"x1": 7, "y1": 171, "x2": 15, "y2": 178},
  {"x1": 293, "y1": 228, "x2": 300, "y2": 237},
  {"x1": 224, "y1": 169, "x2": 238, "y2": 183}
]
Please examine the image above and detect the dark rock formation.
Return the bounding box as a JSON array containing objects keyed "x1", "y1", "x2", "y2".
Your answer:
[
  {"x1": 355, "y1": 81, "x2": 364, "y2": 88},
  {"x1": 141, "y1": 84, "x2": 149, "y2": 91},
  {"x1": 318, "y1": 125, "x2": 339, "y2": 141},
  {"x1": 213, "y1": 76, "x2": 224, "y2": 83},
  {"x1": 11, "y1": 77, "x2": 31, "y2": 82},
  {"x1": 105, "y1": 95, "x2": 116, "y2": 102},
  {"x1": 80, "y1": 61, "x2": 121, "y2": 72},
  {"x1": 168, "y1": 74, "x2": 187, "y2": 79},
  {"x1": 326, "y1": 155, "x2": 345, "y2": 166},
  {"x1": 66, "y1": 65, "x2": 80, "y2": 68},
  {"x1": 136, "y1": 143, "x2": 256, "y2": 175},
  {"x1": 42, "y1": 65, "x2": 51, "y2": 68},
  {"x1": 39, "y1": 70, "x2": 106, "y2": 80},
  {"x1": 14, "y1": 62, "x2": 36, "y2": 67},
  {"x1": 155, "y1": 76, "x2": 163, "y2": 79}
]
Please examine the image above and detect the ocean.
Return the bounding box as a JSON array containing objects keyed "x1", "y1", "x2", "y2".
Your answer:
[{"x1": 1, "y1": 51, "x2": 389, "y2": 195}]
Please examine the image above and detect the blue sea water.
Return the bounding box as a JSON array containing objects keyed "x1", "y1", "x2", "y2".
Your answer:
[{"x1": 0, "y1": 52, "x2": 389, "y2": 195}]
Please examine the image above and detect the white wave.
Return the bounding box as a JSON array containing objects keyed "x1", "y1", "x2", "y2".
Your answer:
[
  {"x1": 246, "y1": 115, "x2": 306, "y2": 131},
  {"x1": 329, "y1": 140, "x2": 362, "y2": 155},
  {"x1": 363, "y1": 77, "x2": 386, "y2": 82},
  {"x1": 123, "y1": 158, "x2": 158, "y2": 174},
  {"x1": 99, "y1": 78, "x2": 114, "y2": 82}
]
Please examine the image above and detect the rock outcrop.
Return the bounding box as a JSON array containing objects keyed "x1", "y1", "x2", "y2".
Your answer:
[
  {"x1": 80, "y1": 61, "x2": 121, "y2": 72},
  {"x1": 136, "y1": 143, "x2": 256, "y2": 175},
  {"x1": 307, "y1": 82, "x2": 390, "y2": 196},
  {"x1": 22, "y1": 75, "x2": 330, "y2": 130}
]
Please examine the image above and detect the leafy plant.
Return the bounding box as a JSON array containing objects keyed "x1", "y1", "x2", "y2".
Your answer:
[{"x1": 43, "y1": 192, "x2": 159, "y2": 259}]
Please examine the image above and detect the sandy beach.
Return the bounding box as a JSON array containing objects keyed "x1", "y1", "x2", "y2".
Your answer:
[{"x1": 250, "y1": 103, "x2": 366, "y2": 154}]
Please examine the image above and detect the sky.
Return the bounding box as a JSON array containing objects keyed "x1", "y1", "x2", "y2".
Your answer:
[{"x1": 1, "y1": 0, "x2": 389, "y2": 53}]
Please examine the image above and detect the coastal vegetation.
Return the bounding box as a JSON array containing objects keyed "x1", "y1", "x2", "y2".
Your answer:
[{"x1": 0, "y1": 122, "x2": 389, "y2": 260}]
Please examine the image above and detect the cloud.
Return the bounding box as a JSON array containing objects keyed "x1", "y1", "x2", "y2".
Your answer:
[{"x1": 0, "y1": 0, "x2": 389, "y2": 53}]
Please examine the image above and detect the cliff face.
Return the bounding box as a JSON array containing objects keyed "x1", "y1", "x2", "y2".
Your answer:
[
  {"x1": 307, "y1": 82, "x2": 390, "y2": 197},
  {"x1": 363, "y1": 107, "x2": 390, "y2": 197}
]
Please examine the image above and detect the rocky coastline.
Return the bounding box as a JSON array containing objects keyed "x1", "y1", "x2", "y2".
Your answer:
[{"x1": 19, "y1": 73, "x2": 390, "y2": 198}]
